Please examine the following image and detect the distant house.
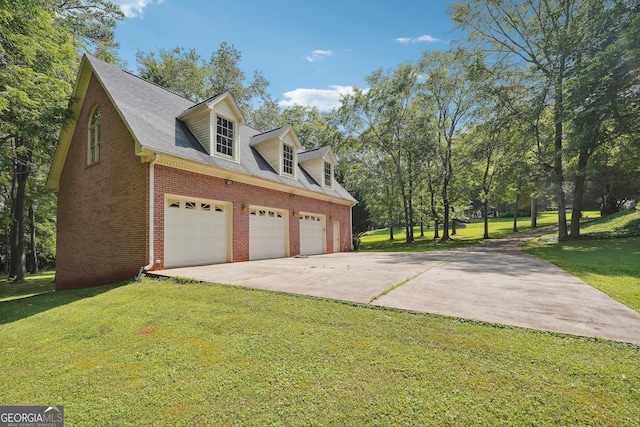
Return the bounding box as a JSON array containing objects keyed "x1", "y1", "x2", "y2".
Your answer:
[{"x1": 47, "y1": 54, "x2": 356, "y2": 290}]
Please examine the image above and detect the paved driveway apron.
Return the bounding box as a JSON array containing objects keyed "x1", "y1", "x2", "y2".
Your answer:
[{"x1": 154, "y1": 230, "x2": 640, "y2": 345}]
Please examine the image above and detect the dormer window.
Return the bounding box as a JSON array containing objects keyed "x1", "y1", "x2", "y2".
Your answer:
[
  {"x1": 283, "y1": 145, "x2": 294, "y2": 176},
  {"x1": 216, "y1": 116, "x2": 234, "y2": 157},
  {"x1": 87, "y1": 107, "x2": 102, "y2": 165},
  {"x1": 324, "y1": 161, "x2": 332, "y2": 187}
]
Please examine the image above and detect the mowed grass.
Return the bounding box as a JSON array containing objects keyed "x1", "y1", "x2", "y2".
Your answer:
[
  {"x1": 0, "y1": 271, "x2": 55, "y2": 301},
  {"x1": 0, "y1": 279, "x2": 639, "y2": 426},
  {"x1": 360, "y1": 211, "x2": 566, "y2": 251},
  {"x1": 524, "y1": 206, "x2": 640, "y2": 312},
  {"x1": 2, "y1": 208, "x2": 638, "y2": 425}
]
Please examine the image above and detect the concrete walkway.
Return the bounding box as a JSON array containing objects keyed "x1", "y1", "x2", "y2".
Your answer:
[{"x1": 152, "y1": 229, "x2": 640, "y2": 345}]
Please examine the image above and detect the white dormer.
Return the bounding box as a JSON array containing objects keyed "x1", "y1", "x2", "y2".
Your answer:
[
  {"x1": 249, "y1": 126, "x2": 302, "y2": 179},
  {"x1": 178, "y1": 92, "x2": 245, "y2": 163},
  {"x1": 298, "y1": 147, "x2": 337, "y2": 189}
]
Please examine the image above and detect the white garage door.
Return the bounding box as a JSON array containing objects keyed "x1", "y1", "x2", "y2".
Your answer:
[
  {"x1": 164, "y1": 197, "x2": 229, "y2": 268},
  {"x1": 300, "y1": 213, "x2": 325, "y2": 256},
  {"x1": 249, "y1": 207, "x2": 287, "y2": 260}
]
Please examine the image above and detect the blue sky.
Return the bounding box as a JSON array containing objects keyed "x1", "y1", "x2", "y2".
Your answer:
[{"x1": 112, "y1": 0, "x2": 459, "y2": 109}]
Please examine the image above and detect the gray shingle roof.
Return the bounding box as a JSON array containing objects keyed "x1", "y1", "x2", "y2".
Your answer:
[
  {"x1": 298, "y1": 146, "x2": 331, "y2": 162},
  {"x1": 85, "y1": 54, "x2": 356, "y2": 204},
  {"x1": 249, "y1": 125, "x2": 293, "y2": 146}
]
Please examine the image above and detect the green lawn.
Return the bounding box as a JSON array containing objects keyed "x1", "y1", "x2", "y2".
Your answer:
[
  {"x1": 2, "y1": 208, "x2": 639, "y2": 425},
  {"x1": 0, "y1": 271, "x2": 55, "y2": 302},
  {"x1": 360, "y1": 211, "x2": 564, "y2": 251},
  {"x1": 524, "y1": 206, "x2": 640, "y2": 312},
  {"x1": 0, "y1": 279, "x2": 638, "y2": 426}
]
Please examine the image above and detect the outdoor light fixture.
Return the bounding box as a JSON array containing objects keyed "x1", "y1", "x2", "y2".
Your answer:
[{"x1": 226, "y1": 180, "x2": 233, "y2": 185}]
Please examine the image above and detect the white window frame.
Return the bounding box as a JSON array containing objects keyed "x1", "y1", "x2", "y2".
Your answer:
[
  {"x1": 215, "y1": 116, "x2": 235, "y2": 158},
  {"x1": 88, "y1": 106, "x2": 101, "y2": 165},
  {"x1": 323, "y1": 161, "x2": 332, "y2": 188},
  {"x1": 282, "y1": 144, "x2": 294, "y2": 176}
]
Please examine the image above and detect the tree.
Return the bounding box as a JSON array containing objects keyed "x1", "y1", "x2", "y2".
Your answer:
[
  {"x1": 451, "y1": 0, "x2": 586, "y2": 241},
  {"x1": 136, "y1": 43, "x2": 276, "y2": 128},
  {"x1": 418, "y1": 49, "x2": 483, "y2": 242},
  {"x1": 53, "y1": 0, "x2": 125, "y2": 64},
  {"x1": 566, "y1": 0, "x2": 640, "y2": 236},
  {"x1": 279, "y1": 105, "x2": 341, "y2": 150},
  {"x1": 136, "y1": 47, "x2": 207, "y2": 101},
  {"x1": 338, "y1": 64, "x2": 425, "y2": 243},
  {"x1": 0, "y1": 0, "x2": 123, "y2": 281}
]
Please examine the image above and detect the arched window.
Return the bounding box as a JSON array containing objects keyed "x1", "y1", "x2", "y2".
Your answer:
[{"x1": 88, "y1": 107, "x2": 101, "y2": 164}]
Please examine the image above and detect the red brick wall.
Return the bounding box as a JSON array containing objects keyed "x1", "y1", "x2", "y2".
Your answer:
[
  {"x1": 152, "y1": 166, "x2": 352, "y2": 269},
  {"x1": 55, "y1": 74, "x2": 148, "y2": 289}
]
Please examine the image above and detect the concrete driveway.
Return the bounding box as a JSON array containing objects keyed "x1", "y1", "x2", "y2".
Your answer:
[{"x1": 152, "y1": 231, "x2": 640, "y2": 345}]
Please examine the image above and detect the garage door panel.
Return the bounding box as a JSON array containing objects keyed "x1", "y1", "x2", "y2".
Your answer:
[
  {"x1": 249, "y1": 208, "x2": 286, "y2": 260},
  {"x1": 300, "y1": 213, "x2": 325, "y2": 256},
  {"x1": 164, "y1": 198, "x2": 229, "y2": 268}
]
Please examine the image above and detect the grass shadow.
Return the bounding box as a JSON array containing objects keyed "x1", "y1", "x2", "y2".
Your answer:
[
  {"x1": 1, "y1": 271, "x2": 56, "y2": 302},
  {"x1": 0, "y1": 281, "x2": 130, "y2": 326}
]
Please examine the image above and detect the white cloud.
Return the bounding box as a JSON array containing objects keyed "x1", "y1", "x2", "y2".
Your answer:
[
  {"x1": 111, "y1": 0, "x2": 160, "y2": 18},
  {"x1": 280, "y1": 85, "x2": 356, "y2": 110},
  {"x1": 394, "y1": 34, "x2": 442, "y2": 44},
  {"x1": 305, "y1": 50, "x2": 333, "y2": 63}
]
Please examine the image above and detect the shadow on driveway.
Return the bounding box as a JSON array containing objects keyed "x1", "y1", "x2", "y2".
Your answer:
[{"x1": 153, "y1": 232, "x2": 640, "y2": 345}]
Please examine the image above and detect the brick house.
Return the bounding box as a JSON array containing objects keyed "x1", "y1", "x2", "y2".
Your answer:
[{"x1": 46, "y1": 54, "x2": 356, "y2": 290}]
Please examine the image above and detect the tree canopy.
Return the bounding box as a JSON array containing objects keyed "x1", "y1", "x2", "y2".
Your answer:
[
  {"x1": 0, "y1": 0, "x2": 123, "y2": 280},
  {"x1": 3, "y1": 0, "x2": 639, "y2": 277}
]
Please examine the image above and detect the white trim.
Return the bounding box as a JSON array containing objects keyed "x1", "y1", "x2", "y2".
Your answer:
[
  {"x1": 142, "y1": 153, "x2": 160, "y2": 272},
  {"x1": 87, "y1": 105, "x2": 102, "y2": 165},
  {"x1": 282, "y1": 143, "x2": 296, "y2": 178},
  {"x1": 147, "y1": 152, "x2": 356, "y2": 207},
  {"x1": 212, "y1": 114, "x2": 239, "y2": 163}
]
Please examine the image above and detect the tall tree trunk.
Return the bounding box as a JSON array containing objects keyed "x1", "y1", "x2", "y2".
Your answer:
[
  {"x1": 441, "y1": 194, "x2": 450, "y2": 242},
  {"x1": 401, "y1": 180, "x2": 413, "y2": 244},
  {"x1": 570, "y1": 147, "x2": 590, "y2": 239},
  {"x1": 10, "y1": 144, "x2": 31, "y2": 282},
  {"x1": 386, "y1": 186, "x2": 394, "y2": 241},
  {"x1": 554, "y1": 73, "x2": 569, "y2": 241},
  {"x1": 483, "y1": 195, "x2": 490, "y2": 239},
  {"x1": 429, "y1": 179, "x2": 439, "y2": 239},
  {"x1": 3, "y1": 225, "x2": 9, "y2": 276},
  {"x1": 440, "y1": 135, "x2": 453, "y2": 242},
  {"x1": 7, "y1": 160, "x2": 17, "y2": 277},
  {"x1": 8, "y1": 216, "x2": 17, "y2": 277},
  {"x1": 513, "y1": 194, "x2": 519, "y2": 233},
  {"x1": 531, "y1": 196, "x2": 537, "y2": 228},
  {"x1": 402, "y1": 195, "x2": 411, "y2": 243},
  {"x1": 407, "y1": 162, "x2": 414, "y2": 243},
  {"x1": 27, "y1": 205, "x2": 38, "y2": 274},
  {"x1": 420, "y1": 220, "x2": 424, "y2": 237}
]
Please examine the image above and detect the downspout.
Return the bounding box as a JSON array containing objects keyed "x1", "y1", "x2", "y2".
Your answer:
[
  {"x1": 349, "y1": 203, "x2": 354, "y2": 251},
  {"x1": 136, "y1": 153, "x2": 160, "y2": 281}
]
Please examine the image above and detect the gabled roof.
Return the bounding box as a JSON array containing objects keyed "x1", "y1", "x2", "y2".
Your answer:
[
  {"x1": 177, "y1": 91, "x2": 246, "y2": 124},
  {"x1": 298, "y1": 146, "x2": 337, "y2": 164},
  {"x1": 249, "y1": 125, "x2": 301, "y2": 149},
  {"x1": 47, "y1": 54, "x2": 356, "y2": 205}
]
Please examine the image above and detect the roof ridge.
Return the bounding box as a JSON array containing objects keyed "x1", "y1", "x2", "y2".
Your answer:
[
  {"x1": 299, "y1": 146, "x2": 326, "y2": 154},
  {"x1": 85, "y1": 53, "x2": 196, "y2": 105},
  {"x1": 251, "y1": 125, "x2": 289, "y2": 137},
  {"x1": 179, "y1": 91, "x2": 231, "y2": 115}
]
